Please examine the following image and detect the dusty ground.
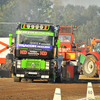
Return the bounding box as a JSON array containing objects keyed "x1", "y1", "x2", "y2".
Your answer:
[{"x1": 0, "y1": 75, "x2": 100, "y2": 100}]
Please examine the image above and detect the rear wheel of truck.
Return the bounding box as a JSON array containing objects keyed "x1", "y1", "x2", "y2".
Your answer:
[
  {"x1": 14, "y1": 76, "x2": 21, "y2": 82},
  {"x1": 48, "y1": 73, "x2": 56, "y2": 83},
  {"x1": 48, "y1": 79, "x2": 53, "y2": 83},
  {"x1": 83, "y1": 55, "x2": 98, "y2": 77},
  {"x1": 56, "y1": 68, "x2": 62, "y2": 83},
  {"x1": 48, "y1": 76, "x2": 55, "y2": 83},
  {"x1": 28, "y1": 79, "x2": 33, "y2": 82},
  {"x1": 32, "y1": 79, "x2": 34, "y2": 82},
  {"x1": 56, "y1": 73, "x2": 62, "y2": 83}
]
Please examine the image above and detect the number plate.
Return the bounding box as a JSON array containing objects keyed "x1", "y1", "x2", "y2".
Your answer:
[{"x1": 28, "y1": 72, "x2": 37, "y2": 75}]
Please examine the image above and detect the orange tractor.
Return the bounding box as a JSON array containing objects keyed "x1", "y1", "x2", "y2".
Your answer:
[{"x1": 77, "y1": 37, "x2": 100, "y2": 78}]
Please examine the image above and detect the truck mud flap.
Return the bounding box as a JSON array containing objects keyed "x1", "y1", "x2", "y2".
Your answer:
[
  {"x1": 62, "y1": 66, "x2": 66, "y2": 78},
  {"x1": 0, "y1": 69, "x2": 12, "y2": 78},
  {"x1": 74, "y1": 66, "x2": 80, "y2": 81}
]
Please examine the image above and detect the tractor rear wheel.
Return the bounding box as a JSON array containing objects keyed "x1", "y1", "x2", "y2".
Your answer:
[{"x1": 83, "y1": 55, "x2": 98, "y2": 77}]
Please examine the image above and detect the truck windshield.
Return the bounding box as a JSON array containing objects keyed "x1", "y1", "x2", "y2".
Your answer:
[
  {"x1": 96, "y1": 42, "x2": 100, "y2": 53},
  {"x1": 59, "y1": 35, "x2": 71, "y2": 43},
  {"x1": 16, "y1": 34, "x2": 54, "y2": 45}
]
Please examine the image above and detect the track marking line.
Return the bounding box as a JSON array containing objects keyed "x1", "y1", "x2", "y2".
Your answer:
[{"x1": 53, "y1": 88, "x2": 61, "y2": 100}]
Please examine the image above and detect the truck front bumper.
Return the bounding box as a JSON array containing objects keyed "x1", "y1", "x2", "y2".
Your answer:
[{"x1": 15, "y1": 68, "x2": 52, "y2": 79}]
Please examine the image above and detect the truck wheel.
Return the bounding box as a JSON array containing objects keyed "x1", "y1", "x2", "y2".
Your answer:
[
  {"x1": 48, "y1": 78, "x2": 54, "y2": 83},
  {"x1": 48, "y1": 75, "x2": 56, "y2": 83},
  {"x1": 57, "y1": 73, "x2": 62, "y2": 83},
  {"x1": 14, "y1": 76, "x2": 21, "y2": 82},
  {"x1": 48, "y1": 73, "x2": 56, "y2": 83},
  {"x1": 56, "y1": 71, "x2": 62, "y2": 83},
  {"x1": 83, "y1": 55, "x2": 98, "y2": 77},
  {"x1": 32, "y1": 79, "x2": 34, "y2": 82}
]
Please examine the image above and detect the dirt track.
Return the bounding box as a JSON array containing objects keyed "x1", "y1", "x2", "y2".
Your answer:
[{"x1": 0, "y1": 76, "x2": 100, "y2": 100}]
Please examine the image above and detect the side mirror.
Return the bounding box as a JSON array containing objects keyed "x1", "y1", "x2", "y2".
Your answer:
[
  {"x1": 56, "y1": 39, "x2": 60, "y2": 48},
  {"x1": 7, "y1": 46, "x2": 9, "y2": 49},
  {"x1": 54, "y1": 25, "x2": 59, "y2": 37},
  {"x1": 9, "y1": 34, "x2": 13, "y2": 45}
]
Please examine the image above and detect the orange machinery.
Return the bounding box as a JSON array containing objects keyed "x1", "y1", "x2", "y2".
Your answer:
[
  {"x1": 58, "y1": 25, "x2": 79, "y2": 81},
  {"x1": 77, "y1": 37, "x2": 100, "y2": 78}
]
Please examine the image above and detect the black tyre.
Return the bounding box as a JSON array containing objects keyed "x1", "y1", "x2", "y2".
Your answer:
[
  {"x1": 48, "y1": 75, "x2": 55, "y2": 83},
  {"x1": 57, "y1": 74, "x2": 62, "y2": 83},
  {"x1": 56, "y1": 71, "x2": 62, "y2": 83},
  {"x1": 22, "y1": 78, "x2": 28, "y2": 81},
  {"x1": 48, "y1": 72, "x2": 56, "y2": 83},
  {"x1": 32, "y1": 79, "x2": 34, "y2": 82},
  {"x1": 28, "y1": 79, "x2": 33, "y2": 82},
  {"x1": 14, "y1": 76, "x2": 21, "y2": 82},
  {"x1": 83, "y1": 55, "x2": 98, "y2": 77},
  {"x1": 48, "y1": 78, "x2": 54, "y2": 83},
  {"x1": 74, "y1": 66, "x2": 80, "y2": 81}
]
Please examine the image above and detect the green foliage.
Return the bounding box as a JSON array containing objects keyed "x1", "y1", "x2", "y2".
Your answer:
[{"x1": 0, "y1": 0, "x2": 100, "y2": 44}]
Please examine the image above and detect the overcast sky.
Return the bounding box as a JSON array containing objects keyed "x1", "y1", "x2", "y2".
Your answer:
[{"x1": 62, "y1": 0, "x2": 100, "y2": 8}]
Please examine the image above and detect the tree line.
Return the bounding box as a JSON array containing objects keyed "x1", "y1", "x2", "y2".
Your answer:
[{"x1": 0, "y1": 0, "x2": 100, "y2": 44}]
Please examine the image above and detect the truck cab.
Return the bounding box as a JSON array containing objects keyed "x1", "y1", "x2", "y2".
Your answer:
[
  {"x1": 9, "y1": 22, "x2": 63, "y2": 82},
  {"x1": 58, "y1": 26, "x2": 76, "y2": 60}
]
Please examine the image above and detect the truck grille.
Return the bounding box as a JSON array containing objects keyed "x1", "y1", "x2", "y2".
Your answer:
[
  {"x1": 27, "y1": 61, "x2": 40, "y2": 69},
  {"x1": 21, "y1": 59, "x2": 45, "y2": 69}
]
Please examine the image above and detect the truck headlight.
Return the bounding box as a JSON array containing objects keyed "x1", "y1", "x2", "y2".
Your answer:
[
  {"x1": 31, "y1": 25, "x2": 35, "y2": 29},
  {"x1": 36, "y1": 24, "x2": 39, "y2": 29},
  {"x1": 27, "y1": 24, "x2": 30, "y2": 28},
  {"x1": 40, "y1": 25, "x2": 43, "y2": 29},
  {"x1": 17, "y1": 60, "x2": 21, "y2": 68},
  {"x1": 46, "y1": 62, "x2": 49, "y2": 69},
  {"x1": 13, "y1": 61, "x2": 15, "y2": 66},
  {"x1": 17, "y1": 60, "x2": 21, "y2": 64},
  {"x1": 46, "y1": 62, "x2": 49, "y2": 67},
  {"x1": 17, "y1": 64, "x2": 21, "y2": 68}
]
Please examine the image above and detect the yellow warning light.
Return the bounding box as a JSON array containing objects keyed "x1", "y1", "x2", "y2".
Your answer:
[
  {"x1": 23, "y1": 24, "x2": 26, "y2": 28},
  {"x1": 36, "y1": 24, "x2": 39, "y2": 29},
  {"x1": 44, "y1": 26, "x2": 48, "y2": 29}
]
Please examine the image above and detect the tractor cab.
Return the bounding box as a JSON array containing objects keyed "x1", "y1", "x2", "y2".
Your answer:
[{"x1": 58, "y1": 26, "x2": 76, "y2": 60}]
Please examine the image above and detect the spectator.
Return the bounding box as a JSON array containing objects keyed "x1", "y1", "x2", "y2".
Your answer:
[{"x1": 63, "y1": 37, "x2": 70, "y2": 42}]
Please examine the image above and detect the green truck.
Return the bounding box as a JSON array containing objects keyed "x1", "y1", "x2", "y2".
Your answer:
[{"x1": 9, "y1": 22, "x2": 63, "y2": 82}]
